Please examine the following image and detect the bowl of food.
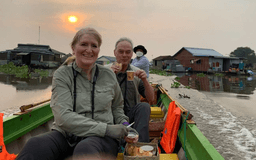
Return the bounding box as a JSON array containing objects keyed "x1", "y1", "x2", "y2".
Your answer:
[
  {"x1": 125, "y1": 143, "x2": 157, "y2": 157},
  {"x1": 125, "y1": 128, "x2": 139, "y2": 143},
  {"x1": 140, "y1": 145, "x2": 154, "y2": 152},
  {"x1": 140, "y1": 145, "x2": 155, "y2": 155}
]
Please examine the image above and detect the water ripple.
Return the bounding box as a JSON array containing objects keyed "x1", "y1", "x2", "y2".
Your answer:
[{"x1": 196, "y1": 105, "x2": 256, "y2": 160}]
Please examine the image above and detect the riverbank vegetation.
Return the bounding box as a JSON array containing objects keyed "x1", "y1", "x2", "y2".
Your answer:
[
  {"x1": 197, "y1": 73, "x2": 206, "y2": 77},
  {"x1": 34, "y1": 69, "x2": 49, "y2": 77},
  {"x1": 175, "y1": 77, "x2": 181, "y2": 80},
  {"x1": 214, "y1": 73, "x2": 224, "y2": 77},
  {"x1": 149, "y1": 69, "x2": 172, "y2": 76},
  {"x1": 171, "y1": 81, "x2": 181, "y2": 88},
  {"x1": 0, "y1": 62, "x2": 49, "y2": 78}
]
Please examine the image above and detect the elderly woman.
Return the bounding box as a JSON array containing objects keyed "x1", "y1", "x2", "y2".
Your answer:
[{"x1": 16, "y1": 28, "x2": 129, "y2": 160}]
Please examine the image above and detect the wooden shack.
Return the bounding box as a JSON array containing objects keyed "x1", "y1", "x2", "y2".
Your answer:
[
  {"x1": 173, "y1": 47, "x2": 243, "y2": 72},
  {"x1": 0, "y1": 44, "x2": 66, "y2": 68}
]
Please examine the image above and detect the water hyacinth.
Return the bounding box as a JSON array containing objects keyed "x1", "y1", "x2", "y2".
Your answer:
[
  {"x1": 0, "y1": 62, "x2": 49, "y2": 78},
  {"x1": 171, "y1": 81, "x2": 181, "y2": 88},
  {"x1": 197, "y1": 73, "x2": 206, "y2": 77},
  {"x1": 34, "y1": 69, "x2": 49, "y2": 77},
  {"x1": 149, "y1": 69, "x2": 172, "y2": 76}
]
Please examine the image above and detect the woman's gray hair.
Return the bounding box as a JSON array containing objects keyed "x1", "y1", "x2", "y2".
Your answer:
[
  {"x1": 115, "y1": 37, "x2": 133, "y2": 50},
  {"x1": 71, "y1": 27, "x2": 102, "y2": 48}
]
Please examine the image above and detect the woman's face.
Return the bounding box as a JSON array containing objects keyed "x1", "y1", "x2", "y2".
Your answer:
[{"x1": 72, "y1": 34, "x2": 100, "y2": 69}]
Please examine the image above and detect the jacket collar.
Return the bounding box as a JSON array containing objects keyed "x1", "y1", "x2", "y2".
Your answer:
[{"x1": 72, "y1": 61, "x2": 97, "y2": 82}]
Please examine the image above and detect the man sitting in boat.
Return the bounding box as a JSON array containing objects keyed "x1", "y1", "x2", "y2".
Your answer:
[
  {"x1": 16, "y1": 28, "x2": 131, "y2": 160},
  {"x1": 106, "y1": 37, "x2": 154, "y2": 143}
]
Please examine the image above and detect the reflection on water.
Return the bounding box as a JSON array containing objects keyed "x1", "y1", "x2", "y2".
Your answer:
[
  {"x1": 0, "y1": 69, "x2": 55, "y2": 91},
  {"x1": 0, "y1": 69, "x2": 56, "y2": 112},
  {"x1": 175, "y1": 73, "x2": 256, "y2": 95},
  {"x1": 0, "y1": 74, "x2": 52, "y2": 91},
  {"x1": 174, "y1": 73, "x2": 256, "y2": 160}
]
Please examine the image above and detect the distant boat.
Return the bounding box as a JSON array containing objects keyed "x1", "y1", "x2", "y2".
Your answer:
[{"x1": 247, "y1": 70, "x2": 254, "y2": 75}]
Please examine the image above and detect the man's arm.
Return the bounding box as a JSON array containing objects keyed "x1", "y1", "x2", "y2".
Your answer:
[
  {"x1": 142, "y1": 78, "x2": 154, "y2": 102},
  {"x1": 135, "y1": 70, "x2": 154, "y2": 103}
]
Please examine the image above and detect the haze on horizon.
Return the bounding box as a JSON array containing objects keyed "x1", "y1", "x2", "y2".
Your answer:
[{"x1": 0, "y1": 0, "x2": 255, "y2": 61}]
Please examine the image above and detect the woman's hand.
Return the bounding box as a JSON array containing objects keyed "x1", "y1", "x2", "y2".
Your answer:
[{"x1": 105, "y1": 124, "x2": 128, "y2": 139}]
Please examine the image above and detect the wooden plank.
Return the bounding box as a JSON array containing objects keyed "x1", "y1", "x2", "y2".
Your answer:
[
  {"x1": 13, "y1": 110, "x2": 32, "y2": 115},
  {"x1": 19, "y1": 99, "x2": 51, "y2": 112},
  {"x1": 13, "y1": 99, "x2": 51, "y2": 115},
  {"x1": 149, "y1": 131, "x2": 162, "y2": 137}
]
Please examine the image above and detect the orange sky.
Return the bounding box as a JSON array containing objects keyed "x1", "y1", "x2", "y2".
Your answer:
[{"x1": 0, "y1": 0, "x2": 255, "y2": 61}]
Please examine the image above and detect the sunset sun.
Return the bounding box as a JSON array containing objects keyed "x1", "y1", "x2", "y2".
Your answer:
[
  {"x1": 68, "y1": 16, "x2": 77, "y2": 23},
  {"x1": 61, "y1": 13, "x2": 89, "y2": 31}
]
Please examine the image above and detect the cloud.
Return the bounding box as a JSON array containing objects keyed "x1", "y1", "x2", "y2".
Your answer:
[{"x1": 0, "y1": 0, "x2": 256, "y2": 59}]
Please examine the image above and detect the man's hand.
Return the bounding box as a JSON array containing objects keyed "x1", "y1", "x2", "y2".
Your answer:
[
  {"x1": 134, "y1": 70, "x2": 147, "y2": 80},
  {"x1": 111, "y1": 62, "x2": 122, "y2": 73},
  {"x1": 105, "y1": 124, "x2": 128, "y2": 139}
]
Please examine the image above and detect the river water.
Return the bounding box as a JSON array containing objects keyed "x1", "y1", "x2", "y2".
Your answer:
[
  {"x1": 147, "y1": 73, "x2": 256, "y2": 160},
  {"x1": 175, "y1": 73, "x2": 256, "y2": 118},
  {"x1": 0, "y1": 70, "x2": 55, "y2": 118},
  {"x1": 173, "y1": 73, "x2": 256, "y2": 160}
]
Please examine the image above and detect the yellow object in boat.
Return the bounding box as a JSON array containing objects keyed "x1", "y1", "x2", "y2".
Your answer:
[
  {"x1": 116, "y1": 153, "x2": 179, "y2": 160},
  {"x1": 160, "y1": 154, "x2": 179, "y2": 160},
  {"x1": 151, "y1": 107, "x2": 162, "y2": 115},
  {"x1": 150, "y1": 111, "x2": 164, "y2": 118}
]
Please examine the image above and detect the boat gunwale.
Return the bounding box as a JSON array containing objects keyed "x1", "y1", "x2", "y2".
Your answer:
[
  {"x1": 155, "y1": 85, "x2": 224, "y2": 160},
  {"x1": 3, "y1": 103, "x2": 53, "y2": 145}
]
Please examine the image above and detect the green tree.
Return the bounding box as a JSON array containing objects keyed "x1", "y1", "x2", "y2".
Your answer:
[{"x1": 229, "y1": 47, "x2": 256, "y2": 65}]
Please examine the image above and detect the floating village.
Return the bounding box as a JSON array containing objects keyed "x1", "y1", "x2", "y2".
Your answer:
[{"x1": 1, "y1": 44, "x2": 255, "y2": 75}]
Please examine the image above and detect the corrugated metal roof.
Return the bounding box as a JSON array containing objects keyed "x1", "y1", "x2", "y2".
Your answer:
[
  {"x1": 17, "y1": 53, "x2": 30, "y2": 55},
  {"x1": 221, "y1": 56, "x2": 243, "y2": 59},
  {"x1": 97, "y1": 56, "x2": 116, "y2": 62},
  {"x1": 184, "y1": 47, "x2": 223, "y2": 57},
  {"x1": 153, "y1": 56, "x2": 175, "y2": 61},
  {"x1": 105, "y1": 56, "x2": 116, "y2": 62},
  {"x1": 51, "y1": 49, "x2": 66, "y2": 55},
  {"x1": 5, "y1": 44, "x2": 66, "y2": 55}
]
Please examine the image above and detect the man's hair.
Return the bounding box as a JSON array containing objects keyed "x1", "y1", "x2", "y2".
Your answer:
[{"x1": 115, "y1": 37, "x2": 133, "y2": 50}]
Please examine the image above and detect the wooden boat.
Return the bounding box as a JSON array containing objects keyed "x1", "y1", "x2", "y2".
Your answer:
[{"x1": 2, "y1": 84, "x2": 224, "y2": 160}]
